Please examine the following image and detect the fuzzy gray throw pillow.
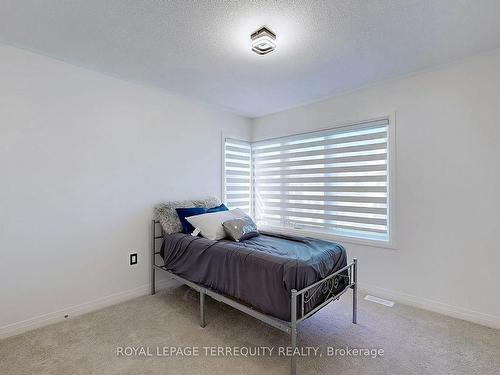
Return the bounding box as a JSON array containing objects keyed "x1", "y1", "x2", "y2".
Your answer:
[{"x1": 154, "y1": 197, "x2": 221, "y2": 234}]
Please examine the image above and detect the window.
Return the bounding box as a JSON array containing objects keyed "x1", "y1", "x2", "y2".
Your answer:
[
  {"x1": 224, "y1": 118, "x2": 392, "y2": 243},
  {"x1": 223, "y1": 138, "x2": 252, "y2": 215}
]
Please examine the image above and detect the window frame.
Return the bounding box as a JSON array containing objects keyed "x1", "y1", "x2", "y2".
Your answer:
[{"x1": 222, "y1": 113, "x2": 396, "y2": 249}]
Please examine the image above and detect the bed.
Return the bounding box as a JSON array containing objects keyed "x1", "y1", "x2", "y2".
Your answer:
[
  {"x1": 151, "y1": 199, "x2": 357, "y2": 375},
  {"x1": 160, "y1": 231, "x2": 349, "y2": 321}
]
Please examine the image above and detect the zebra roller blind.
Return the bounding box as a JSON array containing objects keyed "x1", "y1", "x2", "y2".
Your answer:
[
  {"x1": 223, "y1": 138, "x2": 252, "y2": 215},
  {"x1": 253, "y1": 119, "x2": 390, "y2": 241}
]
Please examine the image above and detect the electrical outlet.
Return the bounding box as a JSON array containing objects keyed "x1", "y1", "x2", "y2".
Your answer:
[{"x1": 130, "y1": 253, "x2": 137, "y2": 265}]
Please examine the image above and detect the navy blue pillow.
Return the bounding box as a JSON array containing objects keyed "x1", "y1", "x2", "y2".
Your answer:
[
  {"x1": 175, "y1": 204, "x2": 229, "y2": 234},
  {"x1": 207, "y1": 203, "x2": 229, "y2": 213},
  {"x1": 175, "y1": 207, "x2": 207, "y2": 234}
]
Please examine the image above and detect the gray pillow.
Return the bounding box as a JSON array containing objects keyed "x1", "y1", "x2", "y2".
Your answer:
[
  {"x1": 191, "y1": 197, "x2": 221, "y2": 208},
  {"x1": 223, "y1": 214, "x2": 259, "y2": 242},
  {"x1": 154, "y1": 197, "x2": 221, "y2": 234}
]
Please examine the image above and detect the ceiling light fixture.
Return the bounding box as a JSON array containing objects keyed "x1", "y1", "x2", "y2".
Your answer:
[{"x1": 251, "y1": 26, "x2": 276, "y2": 55}]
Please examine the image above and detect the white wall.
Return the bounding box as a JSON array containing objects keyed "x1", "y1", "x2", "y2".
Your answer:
[
  {"x1": 0, "y1": 44, "x2": 251, "y2": 337},
  {"x1": 1, "y1": 42, "x2": 499, "y2": 338},
  {"x1": 252, "y1": 50, "x2": 500, "y2": 329}
]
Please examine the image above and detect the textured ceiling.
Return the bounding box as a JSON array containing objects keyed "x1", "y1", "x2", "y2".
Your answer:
[{"x1": 1, "y1": 1, "x2": 500, "y2": 117}]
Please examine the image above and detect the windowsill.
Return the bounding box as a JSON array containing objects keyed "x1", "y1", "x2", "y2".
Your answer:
[{"x1": 258, "y1": 224, "x2": 396, "y2": 250}]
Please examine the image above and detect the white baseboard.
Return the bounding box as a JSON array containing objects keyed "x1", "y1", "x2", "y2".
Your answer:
[
  {"x1": 0, "y1": 278, "x2": 177, "y2": 340},
  {"x1": 2, "y1": 279, "x2": 497, "y2": 339},
  {"x1": 359, "y1": 283, "x2": 500, "y2": 330}
]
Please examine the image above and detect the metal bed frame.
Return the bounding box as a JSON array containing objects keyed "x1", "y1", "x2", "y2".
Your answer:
[{"x1": 151, "y1": 220, "x2": 357, "y2": 375}]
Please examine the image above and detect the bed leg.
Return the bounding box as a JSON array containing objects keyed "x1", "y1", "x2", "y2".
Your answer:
[
  {"x1": 151, "y1": 267, "x2": 156, "y2": 295},
  {"x1": 200, "y1": 291, "x2": 206, "y2": 328},
  {"x1": 352, "y1": 258, "x2": 357, "y2": 324},
  {"x1": 290, "y1": 289, "x2": 297, "y2": 375},
  {"x1": 151, "y1": 219, "x2": 156, "y2": 295}
]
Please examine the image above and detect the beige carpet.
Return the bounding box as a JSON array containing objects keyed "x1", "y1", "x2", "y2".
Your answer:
[{"x1": 1, "y1": 286, "x2": 499, "y2": 375}]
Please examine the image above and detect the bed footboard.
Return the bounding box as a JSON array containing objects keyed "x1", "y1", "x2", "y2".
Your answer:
[{"x1": 290, "y1": 258, "x2": 357, "y2": 374}]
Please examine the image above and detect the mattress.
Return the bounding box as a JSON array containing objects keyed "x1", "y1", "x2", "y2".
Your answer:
[{"x1": 160, "y1": 231, "x2": 347, "y2": 321}]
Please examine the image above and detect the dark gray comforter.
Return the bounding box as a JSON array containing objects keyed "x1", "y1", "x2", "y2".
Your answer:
[{"x1": 160, "y1": 231, "x2": 347, "y2": 321}]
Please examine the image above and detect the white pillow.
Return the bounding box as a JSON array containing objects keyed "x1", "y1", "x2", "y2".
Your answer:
[{"x1": 185, "y1": 209, "x2": 245, "y2": 240}]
